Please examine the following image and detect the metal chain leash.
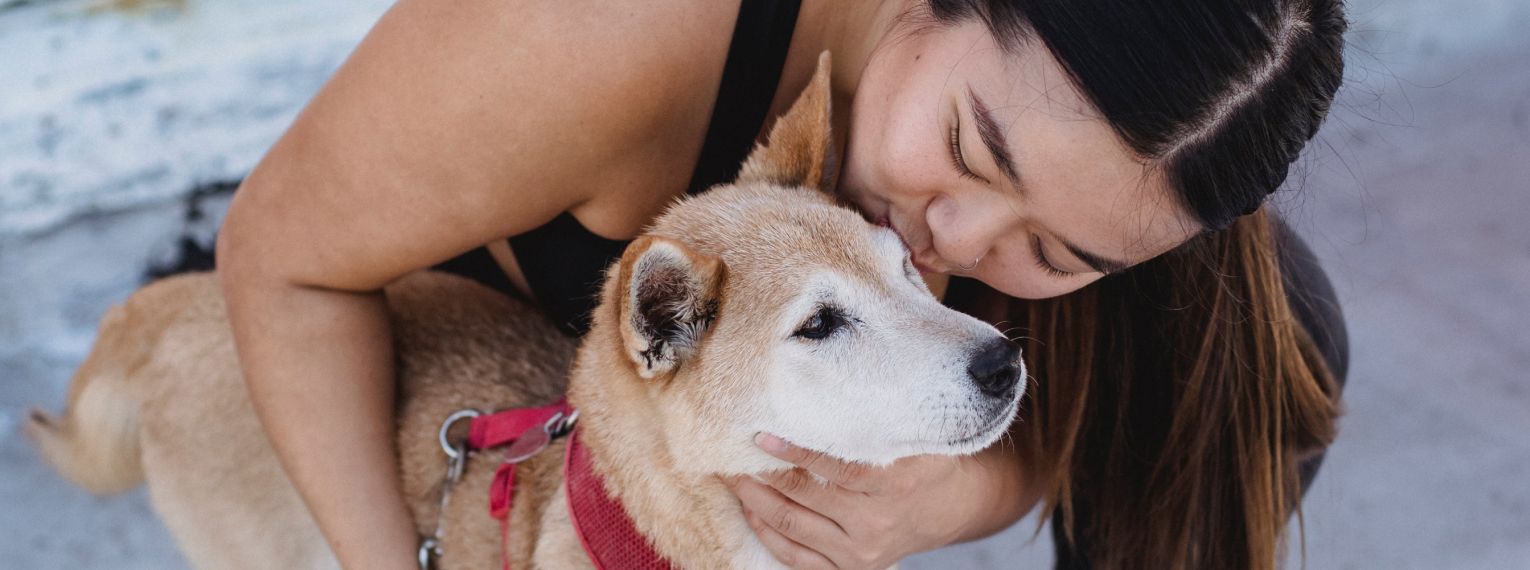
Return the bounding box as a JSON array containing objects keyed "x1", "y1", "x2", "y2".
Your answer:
[
  {"x1": 417, "y1": 407, "x2": 579, "y2": 570},
  {"x1": 419, "y1": 409, "x2": 484, "y2": 570}
]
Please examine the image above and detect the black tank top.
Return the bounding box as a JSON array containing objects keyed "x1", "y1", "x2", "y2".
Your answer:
[{"x1": 433, "y1": 0, "x2": 801, "y2": 336}]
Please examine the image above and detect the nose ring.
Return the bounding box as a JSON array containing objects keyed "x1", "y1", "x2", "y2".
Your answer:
[{"x1": 958, "y1": 256, "x2": 983, "y2": 272}]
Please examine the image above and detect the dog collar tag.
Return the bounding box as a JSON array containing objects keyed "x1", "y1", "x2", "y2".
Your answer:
[{"x1": 503, "y1": 426, "x2": 551, "y2": 464}]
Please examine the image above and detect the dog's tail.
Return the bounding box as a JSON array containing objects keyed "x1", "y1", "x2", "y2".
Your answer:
[{"x1": 25, "y1": 302, "x2": 148, "y2": 495}]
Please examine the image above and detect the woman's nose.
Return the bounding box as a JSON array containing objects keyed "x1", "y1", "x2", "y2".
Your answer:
[{"x1": 925, "y1": 192, "x2": 1016, "y2": 272}]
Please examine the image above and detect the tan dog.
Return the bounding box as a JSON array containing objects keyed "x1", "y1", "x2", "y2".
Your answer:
[{"x1": 27, "y1": 53, "x2": 1025, "y2": 569}]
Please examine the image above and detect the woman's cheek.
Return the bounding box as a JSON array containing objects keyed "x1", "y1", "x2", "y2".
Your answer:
[
  {"x1": 980, "y1": 260, "x2": 1100, "y2": 300},
  {"x1": 877, "y1": 120, "x2": 944, "y2": 194}
]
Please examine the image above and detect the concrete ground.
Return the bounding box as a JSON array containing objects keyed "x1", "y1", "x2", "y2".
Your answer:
[{"x1": 3, "y1": 0, "x2": 1528, "y2": 568}]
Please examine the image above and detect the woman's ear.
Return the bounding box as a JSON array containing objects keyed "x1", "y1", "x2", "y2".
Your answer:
[{"x1": 735, "y1": 51, "x2": 837, "y2": 195}]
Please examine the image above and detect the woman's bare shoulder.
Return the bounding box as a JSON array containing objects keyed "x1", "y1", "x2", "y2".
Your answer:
[{"x1": 220, "y1": 0, "x2": 741, "y2": 291}]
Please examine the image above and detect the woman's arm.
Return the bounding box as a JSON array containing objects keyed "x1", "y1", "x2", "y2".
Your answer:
[
  {"x1": 952, "y1": 436, "x2": 1041, "y2": 542},
  {"x1": 218, "y1": 0, "x2": 737, "y2": 566},
  {"x1": 218, "y1": 272, "x2": 415, "y2": 569}
]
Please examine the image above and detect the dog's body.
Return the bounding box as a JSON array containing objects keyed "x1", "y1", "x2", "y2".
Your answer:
[
  {"x1": 28, "y1": 54, "x2": 1025, "y2": 569},
  {"x1": 29, "y1": 270, "x2": 582, "y2": 569}
]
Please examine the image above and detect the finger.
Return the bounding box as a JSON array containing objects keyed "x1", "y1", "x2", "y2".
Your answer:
[
  {"x1": 758, "y1": 467, "x2": 851, "y2": 521},
  {"x1": 756, "y1": 433, "x2": 878, "y2": 492},
  {"x1": 743, "y1": 506, "x2": 839, "y2": 570},
  {"x1": 732, "y1": 477, "x2": 850, "y2": 550}
]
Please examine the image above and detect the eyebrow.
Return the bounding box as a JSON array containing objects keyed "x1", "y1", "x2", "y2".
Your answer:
[
  {"x1": 967, "y1": 89, "x2": 1023, "y2": 189},
  {"x1": 969, "y1": 88, "x2": 1131, "y2": 276},
  {"x1": 1061, "y1": 238, "x2": 1130, "y2": 276}
]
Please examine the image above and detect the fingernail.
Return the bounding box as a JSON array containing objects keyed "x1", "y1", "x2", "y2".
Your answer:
[{"x1": 755, "y1": 432, "x2": 787, "y2": 454}]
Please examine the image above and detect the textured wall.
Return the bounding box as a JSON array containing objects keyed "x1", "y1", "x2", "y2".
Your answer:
[{"x1": 0, "y1": 0, "x2": 390, "y2": 237}]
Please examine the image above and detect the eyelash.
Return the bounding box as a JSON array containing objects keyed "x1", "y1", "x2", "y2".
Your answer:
[
  {"x1": 948, "y1": 123, "x2": 984, "y2": 182},
  {"x1": 1031, "y1": 235, "x2": 1073, "y2": 278}
]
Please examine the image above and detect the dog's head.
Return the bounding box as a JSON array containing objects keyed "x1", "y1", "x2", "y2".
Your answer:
[{"x1": 598, "y1": 53, "x2": 1024, "y2": 470}]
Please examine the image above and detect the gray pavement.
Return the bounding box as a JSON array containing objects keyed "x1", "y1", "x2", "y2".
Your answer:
[{"x1": 4, "y1": 0, "x2": 1529, "y2": 568}]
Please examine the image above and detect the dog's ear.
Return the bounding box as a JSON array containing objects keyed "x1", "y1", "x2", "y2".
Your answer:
[
  {"x1": 615, "y1": 236, "x2": 725, "y2": 380},
  {"x1": 736, "y1": 50, "x2": 837, "y2": 194}
]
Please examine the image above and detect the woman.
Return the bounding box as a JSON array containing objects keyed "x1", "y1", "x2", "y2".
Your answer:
[{"x1": 216, "y1": 0, "x2": 1349, "y2": 568}]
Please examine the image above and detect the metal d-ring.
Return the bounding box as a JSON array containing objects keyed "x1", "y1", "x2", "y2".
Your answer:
[
  {"x1": 549, "y1": 409, "x2": 580, "y2": 438},
  {"x1": 438, "y1": 408, "x2": 484, "y2": 459}
]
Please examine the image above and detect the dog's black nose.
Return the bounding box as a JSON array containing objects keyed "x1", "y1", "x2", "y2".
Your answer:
[{"x1": 968, "y1": 338, "x2": 1022, "y2": 399}]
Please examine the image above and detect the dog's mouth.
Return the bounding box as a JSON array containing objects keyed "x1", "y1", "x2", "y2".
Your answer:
[{"x1": 945, "y1": 397, "x2": 1021, "y2": 448}]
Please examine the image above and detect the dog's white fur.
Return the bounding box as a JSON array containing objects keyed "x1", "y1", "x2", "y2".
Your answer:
[{"x1": 27, "y1": 52, "x2": 1023, "y2": 569}]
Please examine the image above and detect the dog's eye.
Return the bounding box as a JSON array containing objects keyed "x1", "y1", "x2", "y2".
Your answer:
[{"x1": 793, "y1": 306, "x2": 843, "y2": 340}]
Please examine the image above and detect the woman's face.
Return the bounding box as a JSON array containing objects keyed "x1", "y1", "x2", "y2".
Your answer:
[{"x1": 838, "y1": 20, "x2": 1200, "y2": 299}]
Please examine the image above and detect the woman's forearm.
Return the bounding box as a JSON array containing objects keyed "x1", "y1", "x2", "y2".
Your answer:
[
  {"x1": 949, "y1": 437, "x2": 1041, "y2": 544},
  {"x1": 220, "y1": 269, "x2": 418, "y2": 570}
]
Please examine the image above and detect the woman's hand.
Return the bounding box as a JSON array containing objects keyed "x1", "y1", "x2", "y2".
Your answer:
[{"x1": 722, "y1": 433, "x2": 988, "y2": 570}]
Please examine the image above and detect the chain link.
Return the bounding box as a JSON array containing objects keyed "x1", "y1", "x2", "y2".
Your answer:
[{"x1": 420, "y1": 409, "x2": 483, "y2": 570}]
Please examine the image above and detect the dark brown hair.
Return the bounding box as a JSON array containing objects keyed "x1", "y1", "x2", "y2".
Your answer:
[
  {"x1": 1014, "y1": 210, "x2": 1341, "y2": 569},
  {"x1": 924, "y1": 0, "x2": 1349, "y2": 567},
  {"x1": 928, "y1": 0, "x2": 1347, "y2": 229}
]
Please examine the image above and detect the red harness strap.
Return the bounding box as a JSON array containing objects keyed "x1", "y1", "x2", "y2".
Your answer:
[
  {"x1": 564, "y1": 427, "x2": 675, "y2": 569},
  {"x1": 463, "y1": 399, "x2": 672, "y2": 569},
  {"x1": 465, "y1": 398, "x2": 572, "y2": 569}
]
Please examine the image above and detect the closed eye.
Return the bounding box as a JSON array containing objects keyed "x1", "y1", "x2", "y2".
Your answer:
[
  {"x1": 1030, "y1": 234, "x2": 1074, "y2": 278},
  {"x1": 948, "y1": 122, "x2": 986, "y2": 184}
]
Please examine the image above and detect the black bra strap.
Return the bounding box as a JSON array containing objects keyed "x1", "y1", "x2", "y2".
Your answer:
[
  {"x1": 495, "y1": 0, "x2": 802, "y2": 337},
  {"x1": 684, "y1": 0, "x2": 802, "y2": 196}
]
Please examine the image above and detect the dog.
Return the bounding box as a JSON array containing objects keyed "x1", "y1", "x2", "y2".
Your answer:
[{"x1": 26, "y1": 53, "x2": 1025, "y2": 569}]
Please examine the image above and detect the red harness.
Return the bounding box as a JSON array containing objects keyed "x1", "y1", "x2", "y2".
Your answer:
[{"x1": 460, "y1": 399, "x2": 674, "y2": 570}]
